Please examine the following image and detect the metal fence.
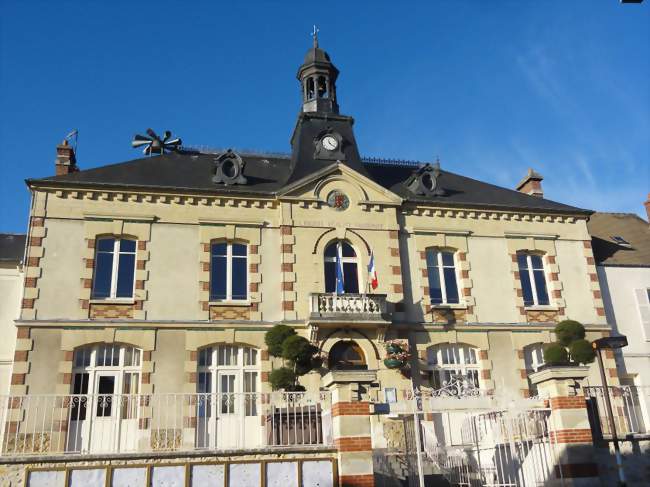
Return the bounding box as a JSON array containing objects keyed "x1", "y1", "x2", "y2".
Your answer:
[
  {"x1": 584, "y1": 385, "x2": 649, "y2": 437},
  {"x1": 0, "y1": 391, "x2": 332, "y2": 457}
]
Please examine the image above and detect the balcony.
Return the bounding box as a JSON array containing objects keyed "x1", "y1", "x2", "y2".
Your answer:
[
  {"x1": 309, "y1": 293, "x2": 389, "y2": 325},
  {"x1": 0, "y1": 391, "x2": 332, "y2": 458}
]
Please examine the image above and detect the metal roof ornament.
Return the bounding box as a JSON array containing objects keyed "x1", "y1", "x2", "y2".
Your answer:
[
  {"x1": 406, "y1": 159, "x2": 445, "y2": 197},
  {"x1": 213, "y1": 149, "x2": 247, "y2": 186},
  {"x1": 131, "y1": 129, "x2": 182, "y2": 156}
]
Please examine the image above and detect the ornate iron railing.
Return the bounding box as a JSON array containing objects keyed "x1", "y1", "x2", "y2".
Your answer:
[
  {"x1": 309, "y1": 293, "x2": 387, "y2": 318},
  {"x1": 0, "y1": 391, "x2": 332, "y2": 457},
  {"x1": 584, "y1": 385, "x2": 649, "y2": 437}
]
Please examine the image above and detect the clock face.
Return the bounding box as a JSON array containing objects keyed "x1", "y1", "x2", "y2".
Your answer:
[{"x1": 322, "y1": 136, "x2": 338, "y2": 151}]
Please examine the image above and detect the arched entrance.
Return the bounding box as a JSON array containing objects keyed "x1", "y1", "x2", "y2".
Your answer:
[{"x1": 328, "y1": 341, "x2": 367, "y2": 370}]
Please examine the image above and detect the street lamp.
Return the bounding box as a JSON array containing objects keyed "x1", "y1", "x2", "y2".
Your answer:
[{"x1": 593, "y1": 335, "x2": 628, "y2": 486}]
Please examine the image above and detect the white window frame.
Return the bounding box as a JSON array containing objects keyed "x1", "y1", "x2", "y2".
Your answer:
[
  {"x1": 210, "y1": 242, "x2": 249, "y2": 302},
  {"x1": 324, "y1": 240, "x2": 361, "y2": 293},
  {"x1": 92, "y1": 237, "x2": 137, "y2": 300},
  {"x1": 426, "y1": 249, "x2": 460, "y2": 305},
  {"x1": 634, "y1": 288, "x2": 650, "y2": 341},
  {"x1": 427, "y1": 343, "x2": 480, "y2": 389},
  {"x1": 524, "y1": 343, "x2": 546, "y2": 372},
  {"x1": 72, "y1": 344, "x2": 142, "y2": 395},
  {"x1": 518, "y1": 253, "x2": 550, "y2": 307}
]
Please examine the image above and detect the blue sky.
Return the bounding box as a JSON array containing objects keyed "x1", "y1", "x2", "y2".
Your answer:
[{"x1": 1, "y1": 1, "x2": 648, "y2": 232}]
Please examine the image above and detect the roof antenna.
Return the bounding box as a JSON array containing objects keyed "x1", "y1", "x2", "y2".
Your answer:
[
  {"x1": 65, "y1": 129, "x2": 79, "y2": 157},
  {"x1": 312, "y1": 24, "x2": 319, "y2": 48}
]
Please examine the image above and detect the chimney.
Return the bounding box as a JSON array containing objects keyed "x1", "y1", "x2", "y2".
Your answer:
[
  {"x1": 516, "y1": 168, "x2": 544, "y2": 198},
  {"x1": 55, "y1": 139, "x2": 78, "y2": 176},
  {"x1": 644, "y1": 193, "x2": 650, "y2": 223}
]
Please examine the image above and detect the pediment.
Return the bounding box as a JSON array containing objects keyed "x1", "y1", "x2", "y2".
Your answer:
[{"x1": 278, "y1": 162, "x2": 402, "y2": 206}]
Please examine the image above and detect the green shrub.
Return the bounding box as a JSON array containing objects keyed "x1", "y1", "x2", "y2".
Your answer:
[
  {"x1": 269, "y1": 367, "x2": 296, "y2": 391},
  {"x1": 544, "y1": 343, "x2": 569, "y2": 365},
  {"x1": 570, "y1": 339, "x2": 596, "y2": 364},
  {"x1": 555, "y1": 320, "x2": 586, "y2": 346},
  {"x1": 281, "y1": 335, "x2": 315, "y2": 364},
  {"x1": 264, "y1": 325, "x2": 296, "y2": 357}
]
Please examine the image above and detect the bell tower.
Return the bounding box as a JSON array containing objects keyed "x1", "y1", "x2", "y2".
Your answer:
[{"x1": 297, "y1": 27, "x2": 339, "y2": 114}]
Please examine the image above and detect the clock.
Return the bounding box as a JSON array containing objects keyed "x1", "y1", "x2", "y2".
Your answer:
[{"x1": 322, "y1": 135, "x2": 339, "y2": 151}]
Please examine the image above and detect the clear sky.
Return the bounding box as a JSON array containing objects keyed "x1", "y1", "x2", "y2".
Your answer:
[{"x1": 1, "y1": 1, "x2": 648, "y2": 233}]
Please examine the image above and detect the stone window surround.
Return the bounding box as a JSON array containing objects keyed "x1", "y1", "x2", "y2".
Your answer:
[
  {"x1": 79, "y1": 217, "x2": 152, "y2": 320},
  {"x1": 415, "y1": 231, "x2": 475, "y2": 324},
  {"x1": 198, "y1": 223, "x2": 262, "y2": 322}
]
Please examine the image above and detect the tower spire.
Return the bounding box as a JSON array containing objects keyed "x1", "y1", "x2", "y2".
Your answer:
[{"x1": 312, "y1": 25, "x2": 319, "y2": 48}]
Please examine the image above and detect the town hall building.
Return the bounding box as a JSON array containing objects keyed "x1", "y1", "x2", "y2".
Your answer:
[{"x1": 1, "y1": 37, "x2": 621, "y2": 487}]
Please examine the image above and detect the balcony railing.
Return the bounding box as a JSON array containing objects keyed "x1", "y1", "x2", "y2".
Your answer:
[
  {"x1": 0, "y1": 391, "x2": 332, "y2": 458},
  {"x1": 309, "y1": 293, "x2": 387, "y2": 320},
  {"x1": 584, "y1": 385, "x2": 650, "y2": 437}
]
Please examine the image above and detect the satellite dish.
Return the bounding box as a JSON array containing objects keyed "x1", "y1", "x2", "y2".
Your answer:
[{"x1": 131, "y1": 128, "x2": 182, "y2": 155}]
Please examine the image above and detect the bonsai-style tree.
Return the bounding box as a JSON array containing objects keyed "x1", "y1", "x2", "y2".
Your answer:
[
  {"x1": 543, "y1": 320, "x2": 595, "y2": 366},
  {"x1": 265, "y1": 325, "x2": 318, "y2": 391}
]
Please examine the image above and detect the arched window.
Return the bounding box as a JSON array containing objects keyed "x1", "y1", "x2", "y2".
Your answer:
[
  {"x1": 328, "y1": 341, "x2": 367, "y2": 370},
  {"x1": 425, "y1": 249, "x2": 459, "y2": 305},
  {"x1": 427, "y1": 343, "x2": 480, "y2": 390},
  {"x1": 197, "y1": 345, "x2": 259, "y2": 414},
  {"x1": 317, "y1": 76, "x2": 328, "y2": 98},
  {"x1": 71, "y1": 344, "x2": 142, "y2": 419},
  {"x1": 210, "y1": 242, "x2": 248, "y2": 301},
  {"x1": 92, "y1": 237, "x2": 137, "y2": 299},
  {"x1": 306, "y1": 78, "x2": 315, "y2": 100},
  {"x1": 324, "y1": 240, "x2": 359, "y2": 293},
  {"x1": 516, "y1": 253, "x2": 550, "y2": 306}
]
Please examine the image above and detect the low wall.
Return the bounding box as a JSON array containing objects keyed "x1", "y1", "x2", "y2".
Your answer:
[{"x1": 0, "y1": 448, "x2": 337, "y2": 487}]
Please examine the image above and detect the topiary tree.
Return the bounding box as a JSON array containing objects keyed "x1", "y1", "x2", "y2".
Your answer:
[
  {"x1": 543, "y1": 320, "x2": 595, "y2": 366},
  {"x1": 265, "y1": 324, "x2": 296, "y2": 357},
  {"x1": 265, "y1": 325, "x2": 318, "y2": 391},
  {"x1": 543, "y1": 343, "x2": 569, "y2": 365},
  {"x1": 555, "y1": 320, "x2": 586, "y2": 346},
  {"x1": 569, "y1": 339, "x2": 596, "y2": 365}
]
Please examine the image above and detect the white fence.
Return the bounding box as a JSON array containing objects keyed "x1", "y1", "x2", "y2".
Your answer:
[
  {"x1": 309, "y1": 293, "x2": 387, "y2": 317},
  {"x1": 0, "y1": 391, "x2": 332, "y2": 457},
  {"x1": 584, "y1": 385, "x2": 649, "y2": 437}
]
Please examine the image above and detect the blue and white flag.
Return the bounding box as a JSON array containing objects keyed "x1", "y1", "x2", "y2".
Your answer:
[{"x1": 335, "y1": 244, "x2": 345, "y2": 294}]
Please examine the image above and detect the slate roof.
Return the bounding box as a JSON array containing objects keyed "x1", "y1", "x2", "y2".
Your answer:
[
  {"x1": 588, "y1": 212, "x2": 650, "y2": 266},
  {"x1": 28, "y1": 149, "x2": 591, "y2": 215},
  {"x1": 0, "y1": 234, "x2": 26, "y2": 263}
]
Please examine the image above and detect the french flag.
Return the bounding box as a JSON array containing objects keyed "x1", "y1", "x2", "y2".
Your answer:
[{"x1": 368, "y1": 251, "x2": 378, "y2": 290}]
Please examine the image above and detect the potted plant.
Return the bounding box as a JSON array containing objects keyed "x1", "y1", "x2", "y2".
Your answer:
[{"x1": 384, "y1": 340, "x2": 411, "y2": 369}]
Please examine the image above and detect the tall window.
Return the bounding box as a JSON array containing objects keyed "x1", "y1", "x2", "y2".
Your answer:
[
  {"x1": 210, "y1": 242, "x2": 248, "y2": 301},
  {"x1": 92, "y1": 237, "x2": 137, "y2": 299},
  {"x1": 197, "y1": 345, "x2": 259, "y2": 416},
  {"x1": 517, "y1": 253, "x2": 549, "y2": 306},
  {"x1": 427, "y1": 343, "x2": 480, "y2": 390},
  {"x1": 324, "y1": 241, "x2": 359, "y2": 293},
  {"x1": 426, "y1": 249, "x2": 459, "y2": 305},
  {"x1": 524, "y1": 343, "x2": 546, "y2": 395},
  {"x1": 71, "y1": 344, "x2": 141, "y2": 420}
]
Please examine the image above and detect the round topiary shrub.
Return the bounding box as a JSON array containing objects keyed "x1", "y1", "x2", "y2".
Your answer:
[
  {"x1": 544, "y1": 343, "x2": 569, "y2": 365},
  {"x1": 555, "y1": 320, "x2": 586, "y2": 346},
  {"x1": 281, "y1": 335, "x2": 315, "y2": 364},
  {"x1": 269, "y1": 367, "x2": 296, "y2": 391},
  {"x1": 570, "y1": 339, "x2": 596, "y2": 364},
  {"x1": 264, "y1": 324, "x2": 296, "y2": 357}
]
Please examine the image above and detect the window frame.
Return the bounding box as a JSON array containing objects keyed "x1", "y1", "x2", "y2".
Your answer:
[
  {"x1": 209, "y1": 241, "x2": 249, "y2": 303},
  {"x1": 517, "y1": 252, "x2": 551, "y2": 307},
  {"x1": 426, "y1": 343, "x2": 480, "y2": 390},
  {"x1": 425, "y1": 248, "x2": 461, "y2": 305},
  {"x1": 91, "y1": 237, "x2": 137, "y2": 301},
  {"x1": 323, "y1": 240, "x2": 361, "y2": 294}
]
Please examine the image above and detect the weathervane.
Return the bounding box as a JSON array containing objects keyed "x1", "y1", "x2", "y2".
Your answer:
[
  {"x1": 131, "y1": 128, "x2": 182, "y2": 156},
  {"x1": 312, "y1": 25, "x2": 319, "y2": 48}
]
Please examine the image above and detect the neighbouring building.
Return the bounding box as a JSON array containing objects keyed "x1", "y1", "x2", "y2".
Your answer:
[
  {"x1": 588, "y1": 202, "x2": 650, "y2": 436},
  {"x1": 0, "y1": 234, "x2": 25, "y2": 395},
  {"x1": 1, "y1": 38, "x2": 618, "y2": 487}
]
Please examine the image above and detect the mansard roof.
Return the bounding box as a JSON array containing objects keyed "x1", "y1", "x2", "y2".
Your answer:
[{"x1": 28, "y1": 150, "x2": 590, "y2": 215}]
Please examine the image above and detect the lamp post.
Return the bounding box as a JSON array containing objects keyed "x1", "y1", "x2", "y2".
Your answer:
[{"x1": 593, "y1": 335, "x2": 628, "y2": 486}]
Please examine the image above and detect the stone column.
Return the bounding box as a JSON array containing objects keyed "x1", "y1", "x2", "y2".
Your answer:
[
  {"x1": 530, "y1": 366, "x2": 599, "y2": 486},
  {"x1": 323, "y1": 371, "x2": 376, "y2": 487}
]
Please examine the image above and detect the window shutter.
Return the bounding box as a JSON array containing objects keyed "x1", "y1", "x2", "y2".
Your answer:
[{"x1": 634, "y1": 289, "x2": 650, "y2": 341}]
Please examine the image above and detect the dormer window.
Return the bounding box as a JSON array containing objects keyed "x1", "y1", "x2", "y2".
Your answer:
[
  {"x1": 611, "y1": 235, "x2": 632, "y2": 248},
  {"x1": 92, "y1": 237, "x2": 137, "y2": 299}
]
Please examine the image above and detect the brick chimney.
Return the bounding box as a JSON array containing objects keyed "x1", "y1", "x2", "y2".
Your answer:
[
  {"x1": 55, "y1": 139, "x2": 78, "y2": 176},
  {"x1": 516, "y1": 168, "x2": 543, "y2": 198},
  {"x1": 644, "y1": 193, "x2": 650, "y2": 223}
]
